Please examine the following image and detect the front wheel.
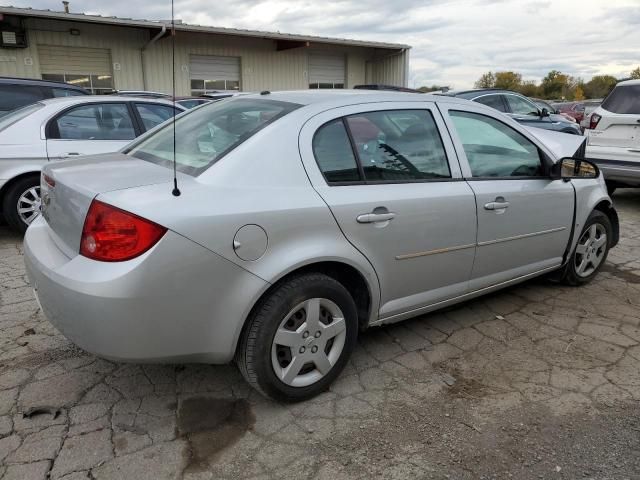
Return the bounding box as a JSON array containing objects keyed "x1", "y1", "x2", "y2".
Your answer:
[
  {"x1": 560, "y1": 210, "x2": 612, "y2": 286},
  {"x1": 236, "y1": 273, "x2": 358, "y2": 402}
]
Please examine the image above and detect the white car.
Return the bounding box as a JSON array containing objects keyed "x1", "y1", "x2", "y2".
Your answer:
[
  {"x1": 0, "y1": 96, "x2": 186, "y2": 231},
  {"x1": 584, "y1": 79, "x2": 640, "y2": 194}
]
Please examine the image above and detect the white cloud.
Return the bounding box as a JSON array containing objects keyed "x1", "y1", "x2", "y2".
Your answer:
[{"x1": 12, "y1": 0, "x2": 640, "y2": 88}]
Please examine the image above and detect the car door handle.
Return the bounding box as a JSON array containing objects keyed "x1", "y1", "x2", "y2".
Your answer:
[
  {"x1": 484, "y1": 201, "x2": 510, "y2": 210},
  {"x1": 357, "y1": 212, "x2": 396, "y2": 223},
  {"x1": 60, "y1": 152, "x2": 81, "y2": 158}
]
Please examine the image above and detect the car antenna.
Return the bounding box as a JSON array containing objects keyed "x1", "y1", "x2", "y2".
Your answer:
[{"x1": 170, "y1": 0, "x2": 181, "y2": 197}]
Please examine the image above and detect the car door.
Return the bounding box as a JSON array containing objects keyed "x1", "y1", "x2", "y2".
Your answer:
[
  {"x1": 45, "y1": 102, "x2": 139, "y2": 161},
  {"x1": 299, "y1": 102, "x2": 477, "y2": 320},
  {"x1": 439, "y1": 103, "x2": 574, "y2": 290}
]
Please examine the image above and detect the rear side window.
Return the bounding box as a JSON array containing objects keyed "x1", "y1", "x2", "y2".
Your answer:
[
  {"x1": 134, "y1": 103, "x2": 178, "y2": 131},
  {"x1": 601, "y1": 85, "x2": 640, "y2": 114},
  {"x1": 0, "y1": 85, "x2": 45, "y2": 114},
  {"x1": 128, "y1": 98, "x2": 300, "y2": 176},
  {"x1": 474, "y1": 94, "x2": 507, "y2": 112},
  {"x1": 50, "y1": 103, "x2": 136, "y2": 140},
  {"x1": 312, "y1": 119, "x2": 361, "y2": 183},
  {"x1": 346, "y1": 110, "x2": 450, "y2": 181}
]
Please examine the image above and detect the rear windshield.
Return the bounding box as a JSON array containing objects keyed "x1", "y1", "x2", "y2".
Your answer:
[
  {"x1": 128, "y1": 98, "x2": 300, "y2": 175},
  {"x1": 601, "y1": 85, "x2": 640, "y2": 114},
  {"x1": 0, "y1": 103, "x2": 44, "y2": 130}
]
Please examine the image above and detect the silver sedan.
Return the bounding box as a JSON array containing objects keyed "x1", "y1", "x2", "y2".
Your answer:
[
  {"x1": 24, "y1": 91, "x2": 618, "y2": 401},
  {"x1": 0, "y1": 96, "x2": 186, "y2": 232}
]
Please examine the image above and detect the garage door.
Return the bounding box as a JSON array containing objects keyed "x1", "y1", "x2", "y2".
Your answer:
[
  {"x1": 38, "y1": 45, "x2": 114, "y2": 94},
  {"x1": 308, "y1": 53, "x2": 345, "y2": 89},
  {"x1": 190, "y1": 55, "x2": 240, "y2": 95}
]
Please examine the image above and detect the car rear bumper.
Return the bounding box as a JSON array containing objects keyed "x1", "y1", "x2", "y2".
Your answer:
[
  {"x1": 24, "y1": 216, "x2": 268, "y2": 363},
  {"x1": 586, "y1": 145, "x2": 640, "y2": 186}
]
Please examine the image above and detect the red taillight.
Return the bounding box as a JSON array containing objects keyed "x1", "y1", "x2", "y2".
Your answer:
[
  {"x1": 43, "y1": 173, "x2": 55, "y2": 188},
  {"x1": 588, "y1": 113, "x2": 601, "y2": 130},
  {"x1": 80, "y1": 200, "x2": 167, "y2": 262}
]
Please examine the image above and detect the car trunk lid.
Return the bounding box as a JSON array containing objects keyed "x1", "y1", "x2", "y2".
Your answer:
[
  {"x1": 588, "y1": 114, "x2": 640, "y2": 149},
  {"x1": 40, "y1": 153, "x2": 178, "y2": 256}
]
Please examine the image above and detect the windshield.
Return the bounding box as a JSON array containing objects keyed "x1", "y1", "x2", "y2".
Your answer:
[
  {"x1": 128, "y1": 98, "x2": 300, "y2": 175},
  {"x1": 601, "y1": 85, "x2": 640, "y2": 115},
  {"x1": 0, "y1": 103, "x2": 44, "y2": 131}
]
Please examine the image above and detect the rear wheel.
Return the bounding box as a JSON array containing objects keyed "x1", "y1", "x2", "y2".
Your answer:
[
  {"x1": 2, "y1": 176, "x2": 41, "y2": 233},
  {"x1": 236, "y1": 273, "x2": 358, "y2": 401},
  {"x1": 560, "y1": 210, "x2": 611, "y2": 286}
]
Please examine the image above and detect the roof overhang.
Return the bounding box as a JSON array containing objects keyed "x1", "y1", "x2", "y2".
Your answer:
[{"x1": 0, "y1": 6, "x2": 411, "y2": 50}]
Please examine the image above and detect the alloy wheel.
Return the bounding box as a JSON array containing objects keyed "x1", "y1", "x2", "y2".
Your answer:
[
  {"x1": 271, "y1": 298, "x2": 347, "y2": 388},
  {"x1": 574, "y1": 223, "x2": 607, "y2": 278},
  {"x1": 17, "y1": 186, "x2": 41, "y2": 226}
]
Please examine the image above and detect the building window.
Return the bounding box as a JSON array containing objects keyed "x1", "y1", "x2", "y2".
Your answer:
[
  {"x1": 309, "y1": 82, "x2": 344, "y2": 89},
  {"x1": 42, "y1": 73, "x2": 113, "y2": 95},
  {"x1": 191, "y1": 79, "x2": 240, "y2": 96}
]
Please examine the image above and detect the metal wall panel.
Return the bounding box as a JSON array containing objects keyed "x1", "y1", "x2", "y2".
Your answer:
[{"x1": 366, "y1": 50, "x2": 409, "y2": 87}]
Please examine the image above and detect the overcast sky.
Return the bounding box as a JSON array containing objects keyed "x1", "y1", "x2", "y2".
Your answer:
[{"x1": 11, "y1": 0, "x2": 640, "y2": 88}]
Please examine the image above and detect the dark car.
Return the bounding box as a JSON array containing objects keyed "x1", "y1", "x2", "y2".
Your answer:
[
  {"x1": 0, "y1": 77, "x2": 89, "y2": 117},
  {"x1": 442, "y1": 89, "x2": 582, "y2": 135}
]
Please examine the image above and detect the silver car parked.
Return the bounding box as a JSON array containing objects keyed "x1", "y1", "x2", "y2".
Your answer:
[
  {"x1": 0, "y1": 96, "x2": 186, "y2": 232},
  {"x1": 24, "y1": 91, "x2": 619, "y2": 401}
]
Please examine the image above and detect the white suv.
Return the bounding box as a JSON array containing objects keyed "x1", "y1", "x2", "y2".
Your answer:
[{"x1": 584, "y1": 79, "x2": 640, "y2": 194}]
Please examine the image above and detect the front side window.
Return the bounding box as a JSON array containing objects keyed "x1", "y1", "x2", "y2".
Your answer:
[
  {"x1": 505, "y1": 95, "x2": 539, "y2": 116},
  {"x1": 449, "y1": 110, "x2": 543, "y2": 178},
  {"x1": 312, "y1": 119, "x2": 360, "y2": 183},
  {"x1": 51, "y1": 103, "x2": 135, "y2": 140},
  {"x1": 135, "y1": 103, "x2": 178, "y2": 131},
  {"x1": 346, "y1": 110, "x2": 450, "y2": 181},
  {"x1": 474, "y1": 94, "x2": 507, "y2": 112},
  {"x1": 128, "y1": 99, "x2": 300, "y2": 176},
  {"x1": 601, "y1": 85, "x2": 640, "y2": 114},
  {"x1": 51, "y1": 87, "x2": 86, "y2": 98}
]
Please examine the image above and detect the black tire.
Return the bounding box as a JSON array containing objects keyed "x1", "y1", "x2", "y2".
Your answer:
[
  {"x1": 559, "y1": 210, "x2": 612, "y2": 286},
  {"x1": 2, "y1": 175, "x2": 41, "y2": 233},
  {"x1": 236, "y1": 273, "x2": 358, "y2": 402}
]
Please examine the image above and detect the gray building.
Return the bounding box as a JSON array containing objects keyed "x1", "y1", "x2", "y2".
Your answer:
[{"x1": 0, "y1": 6, "x2": 410, "y2": 95}]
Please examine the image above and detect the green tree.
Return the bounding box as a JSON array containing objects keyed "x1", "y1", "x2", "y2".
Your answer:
[
  {"x1": 541, "y1": 70, "x2": 572, "y2": 99},
  {"x1": 517, "y1": 80, "x2": 540, "y2": 98},
  {"x1": 573, "y1": 85, "x2": 585, "y2": 101},
  {"x1": 630, "y1": 67, "x2": 640, "y2": 79},
  {"x1": 494, "y1": 71, "x2": 522, "y2": 90},
  {"x1": 474, "y1": 71, "x2": 495, "y2": 88},
  {"x1": 584, "y1": 75, "x2": 618, "y2": 99}
]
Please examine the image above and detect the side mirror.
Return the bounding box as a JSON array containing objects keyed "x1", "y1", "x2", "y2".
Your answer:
[
  {"x1": 540, "y1": 108, "x2": 550, "y2": 118},
  {"x1": 551, "y1": 157, "x2": 599, "y2": 181}
]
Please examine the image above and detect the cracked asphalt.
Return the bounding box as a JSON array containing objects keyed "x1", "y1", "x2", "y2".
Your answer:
[{"x1": 1, "y1": 190, "x2": 640, "y2": 480}]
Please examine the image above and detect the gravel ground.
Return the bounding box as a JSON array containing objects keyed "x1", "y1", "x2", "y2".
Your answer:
[{"x1": 0, "y1": 190, "x2": 639, "y2": 480}]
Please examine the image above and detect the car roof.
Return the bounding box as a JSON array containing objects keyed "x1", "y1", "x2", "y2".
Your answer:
[
  {"x1": 617, "y1": 79, "x2": 640, "y2": 87},
  {"x1": 236, "y1": 89, "x2": 472, "y2": 108},
  {"x1": 38, "y1": 95, "x2": 185, "y2": 109},
  {"x1": 0, "y1": 76, "x2": 89, "y2": 92}
]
